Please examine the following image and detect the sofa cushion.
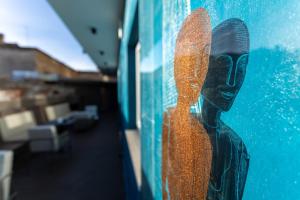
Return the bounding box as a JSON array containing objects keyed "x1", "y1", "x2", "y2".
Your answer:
[
  {"x1": 45, "y1": 103, "x2": 70, "y2": 121},
  {"x1": 0, "y1": 111, "x2": 36, "y2": 142}
]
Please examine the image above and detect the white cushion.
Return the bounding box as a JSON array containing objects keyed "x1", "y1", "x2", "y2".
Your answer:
[
  {"x1": 45, "y1": 103, "x2": 70, "y2": 121},
  {"x1": 0, "y1": 111, "x2": 36, "y2": 142}
]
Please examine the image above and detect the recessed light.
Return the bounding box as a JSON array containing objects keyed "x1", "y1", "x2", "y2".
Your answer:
[
  {"x1": 90, "y1": 26, "x2": 97, "y2": 35},
  {"x1": 118, "y1": 27, "x2": 123, "y2": 39}
]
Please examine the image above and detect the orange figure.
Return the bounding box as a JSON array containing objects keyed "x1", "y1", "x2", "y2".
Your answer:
[{"x1": 162, "y1": 8, "x2": 212, "y2": 200}]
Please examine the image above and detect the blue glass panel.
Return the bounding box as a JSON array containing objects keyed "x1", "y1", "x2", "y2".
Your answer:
[{"x1": 121, "y1": 0, "x2": 300, "y2": 199}]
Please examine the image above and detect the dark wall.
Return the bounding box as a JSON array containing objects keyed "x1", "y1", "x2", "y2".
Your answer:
[{"x1": 47, "y1": 80, "x2": 118, "y2": 112}]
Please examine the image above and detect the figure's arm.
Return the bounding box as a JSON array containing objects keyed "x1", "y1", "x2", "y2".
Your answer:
[
  {"x1": 221, "y1": 133, "x2": 250, "y2": 200},
  {"x1": 229, "y1": 140, "x2": 250, "y2": 200},
  {"x1": 236, "y1": 143, "x2": 250, "y2": 200},
  {"x1": 162, "y1": 112, "x2": 170, "y2": 200}
]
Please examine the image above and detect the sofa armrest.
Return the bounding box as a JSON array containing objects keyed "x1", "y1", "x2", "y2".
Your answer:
[
  {"x1": 28, "y1": 125, "x2": 57, "y2": 140},
  {"x1": 28, "y1": 125, "x2": 64, "y2": 152}
]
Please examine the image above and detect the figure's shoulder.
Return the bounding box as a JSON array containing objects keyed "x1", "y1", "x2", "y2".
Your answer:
[
  {"x1": 163, "y1": 108, "x2": 175, "y2": 125},
  {"x1": 163, "y1": 108, "x2": 175, "y2": 119},
  {"x1": 219, "y1": 121, "x2": 249, "y2": 154},
  {"x1": 219, "y1": 121, "x2": 243, "y2": 142},
  {"x1": 192, "y1": 112, "x2": 202, "y2": 121}
]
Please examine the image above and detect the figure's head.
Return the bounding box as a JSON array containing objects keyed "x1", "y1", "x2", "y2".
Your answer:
[
  {"x1": 202, "y1": 18, "x2": 249, "y2": 111},
  {"x1": 174, "y1": 8, "x2": 211, "y2": 106}
]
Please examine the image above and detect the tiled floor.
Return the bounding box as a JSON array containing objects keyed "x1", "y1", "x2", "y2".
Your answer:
[{"x1": 12, "y1": 112, "x2": 125, "y2": 200}]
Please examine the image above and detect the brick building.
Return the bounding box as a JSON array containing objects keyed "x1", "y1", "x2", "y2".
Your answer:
[{"x1": 0, "y1": 36, "x2": 77, "y2": 79}]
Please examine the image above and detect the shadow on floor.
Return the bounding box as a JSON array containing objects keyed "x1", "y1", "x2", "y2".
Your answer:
[{"x1": 12, "y1": 112, "x2": 125, "y2": 200}]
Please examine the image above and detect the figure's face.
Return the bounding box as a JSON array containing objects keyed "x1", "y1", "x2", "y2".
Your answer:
[
  {"x1": 202, "y1": 53, "x2": 248, "y2": 111},
  {"x1": 175, "y1": 44, "x2": 210, "y2": 104},
  {"x1": 174, "y1": 8, "x2": 211, "y2": 105}
]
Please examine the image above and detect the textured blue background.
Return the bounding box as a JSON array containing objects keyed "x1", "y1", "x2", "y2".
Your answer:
[{"x1": 119, "y1": 0, "x2": 300, "y2": 199}]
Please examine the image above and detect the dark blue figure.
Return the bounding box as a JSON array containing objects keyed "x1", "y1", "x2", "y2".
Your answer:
[{"x1": 200, "y1": 18, "x2": 250, "y2": 200}]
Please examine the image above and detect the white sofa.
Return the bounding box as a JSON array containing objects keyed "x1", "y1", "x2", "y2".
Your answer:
[
  {"x1": 45, "y1": 103, "x2": 98, "y2": 121},
  {"x1": 0, "y1": 110, "x2": 69, "y2": 153},
  {"x1": 0, "y1": 150, "x2": 13, "y2": 200},
  {"x1": 45, "y1": 103, "x2": 99, "y2": 132}
]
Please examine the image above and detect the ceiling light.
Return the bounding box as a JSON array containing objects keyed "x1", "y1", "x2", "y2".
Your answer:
[
  {"x1": 90, "y1": 26, "x2": 97, "y2": 35},
  {"x1": 99, "y1": 50, "x2": 104, "y2": 56},
  {"x1": 102, "y1": 75, "x2": 109, "y2": 82},
  {"x1": 118, "y1": 27, "x2": 123, "y2": 39}
]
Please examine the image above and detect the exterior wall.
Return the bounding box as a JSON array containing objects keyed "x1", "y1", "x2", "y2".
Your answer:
[
  {"x1": 75, "y1": 72, "x2": 102, "y2": 80},
  {"x1": 35, "y1": 51, "x2": 78, "y2": 78},
  {"x1": 0, "y1": 43, "x2": 103, "y2": 81},
  {"x1": 0, "y1": 34, "x2": 4, "y2": 45},
  {"x1": 120, "y1": 0, "x2": 300, "y2": 199},
  {"x1": 0, "y1": 46, "x2": 79, "y2": 79},
  {"x1": 0, "y1": 47, "x2": 36, "y2": 78}
]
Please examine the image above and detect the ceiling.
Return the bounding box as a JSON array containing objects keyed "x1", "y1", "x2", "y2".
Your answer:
[{"x1": 47, "y1": 0, "x2": 124, "y2": 73}]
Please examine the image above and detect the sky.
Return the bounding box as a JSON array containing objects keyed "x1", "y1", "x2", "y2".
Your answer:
[{"x1": 0, "y1": 0, "x2": 98, "y2": 72}]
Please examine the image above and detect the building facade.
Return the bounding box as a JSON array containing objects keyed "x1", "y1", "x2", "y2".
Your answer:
[{"x1": 0, "y1": 43, "x2": 77, "y2": 79}]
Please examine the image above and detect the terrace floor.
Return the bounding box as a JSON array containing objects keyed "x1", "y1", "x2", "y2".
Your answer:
[{"x1": 12, "y1": 112, "x2": 125, "y2": 200}]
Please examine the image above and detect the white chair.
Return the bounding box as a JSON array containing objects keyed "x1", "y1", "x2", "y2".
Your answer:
[
  {"x1": 0, "y1": 150, "x2": 13, "y2": 200},
  {"x1": 28, "y1": 125, "x2": 69, "y2": 152}
]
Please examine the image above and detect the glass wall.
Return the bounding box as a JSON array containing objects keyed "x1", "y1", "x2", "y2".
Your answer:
[
  {"x1": 118, "y1": 0, "x2": 138, "y2": 128},
  {"x1": 120, "y1": 0, "x2": 300, "y2": 199}
]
